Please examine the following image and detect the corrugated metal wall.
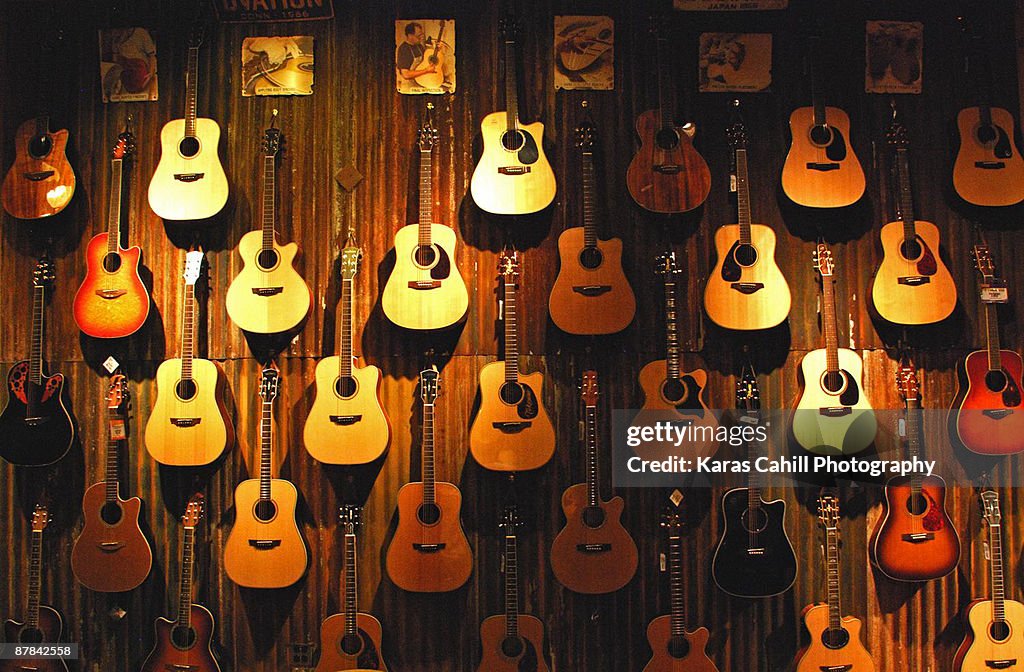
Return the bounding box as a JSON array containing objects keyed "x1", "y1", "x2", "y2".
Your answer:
[{"x1": 1, "y1": 0, "x2": 1023, "y2": 670}]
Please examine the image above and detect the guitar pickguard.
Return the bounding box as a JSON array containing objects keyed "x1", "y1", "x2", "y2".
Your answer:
[
  {"x1": 7, "y1": 362, "x2": 60, "y2": 405},
  {"x1": 986, "y1": 124, "x2": 1014, "y2": 159},
  {"x1": 518, "y1": 130, "x2": 540, "y2": 166},
  {"x1": 825, "y1": 127, "x2": 849, "y2": 162},
  {"x1": 518, "y1": 384, "x2": 540, "y2": 420},
  {"x1": 517, "y1": 639, "x2": 539, "y2": 672},
  {"x1": 721, "y1": 242, "x2": 742, "y2": 282},
  {"x1": 355, "y1": 628, "x2": 384, "y2": 669},
  {"x1": 1003, "y1": 374, "x2": 1022, "y2": 407},
  {"x1": 675, "y1": 375, "x2": 706, "y2": 416},
  {"x1": 430, "y1": 245, "x2": 452, "y2": 281},
  {"x1": 838, "y1": 370, "x2": 861, "y2": 407},
  {"x1": 914, "y1": 238, "x2": 938, "y2": 276},
  {"x1": 921, "y1": 492, "x2": 945, "y2": 532}
]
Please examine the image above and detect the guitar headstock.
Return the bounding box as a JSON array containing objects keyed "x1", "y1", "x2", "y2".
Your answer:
[
  {"x1": 417, "y1": 107, "x2": 439, "y2": 151},
  {"x1": 580, "y1": 370, "x2": 598, "y2": 407},
  {"x1": 106, "y1": 373, "x2": 129, "y2": 412},
  {"x1": 183, "y1": 250, "x2": 204, "y2": 286},
  {"x1": 575, "y1": 119, "x2": 597, "y2": 151},
  {"x1": 981, "y1": 490, "x2": 1001, "y2": 526},
  {"x1": 33, "y1": 256, "x2": 55, "y2": 290},
  {"x1": 260, "y1": 362, "x2": 280, "y2": 403},
  {"x1": 817, "y1": 491, "x2": 840, "y2": 530},
  {"x1": 896, "y1": 358, "x2": 919, "y2": 403},
  {"x1": 886, "y1": 104, "x2": 909, "y2": 149},
  {"x1": 726, "y1": 100, "x2": 748, "y2": 150},
  {"x1": 262, "y1": 119, "x2": 282, "y2": 158},
  {"x1": 971, "y1": 244, "x2": 996, "y2": 281},
  {"x1": 660, "y1": 490, "x2": 685, "y2": 536},
  {"x1": 341, "y1": 245, "x2": 363, "y2": 281},
  {"x1": 420, "y1": 366, "x2": 440, "y2": 404},
  {"x1": 32, "y1": 504, "x2": 50, "y2": 532},
  {"x1": 735, "y1": 365, "x2": 760, "y2": 413},
  {"x1": 655, "y1": 251, "x2": 679, "y2": 277},
  {"x1": 113, "y1": 125, "x2": 136, "y2": 160},
  {"x1": 183, "y1": 494, "x2": 205, "y2": 529},
  {"x1": 498, "y1": 250, "x2": 520, "y2": 283},
  {"x1": 499, "y1": 14, "x2": 521, "y2": 42},
  {"x1": 188, "y1": 23, "x2": 205, "y2": 49},
  {"x1": 339, "y1": 505, "x2": 362, "y2": 534},
  {"x1": 501, "y1": 504, "x2": 522, "y2": 535},
  {"x1": 813, "y1": 243, "x2": 835, "y2": 278}
]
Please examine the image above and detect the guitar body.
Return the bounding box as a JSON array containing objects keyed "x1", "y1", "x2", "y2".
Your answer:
[
  {"x1": 634, "y1": 361, "x2": 719, "y2": 461},
  {"x1": 386, "y1": 481, "x2": 473, "y2": 592},
  {"x1": 147, "y1": 118, "x2": 228, "y2": 221},
  {"x1": 1, "y1": 119, "x2": 75, "y2": 219},
  {"x1": 476, "y1": 614, "x2": 550, "y2": 672},
  {"x1": 0, "y1": 362, "x2": 74, "y2": 466},
  {"x1": 223, "y1": 478, "x2": 308, "y2": 588},
  {"x1": 73, "y1": 232, "x2": 150, "y2": 338},
  {"x1": 793, "y1": 348, "x2": 877, "y2": 455},
  {"x1": 469, "y1": 363, "x2": 555, "y2": 472},
  {"x1": 795, "y1": 605, "x2": 875, "y2": 672},
  {"x1": 1, "y1": 607, "x2": 69, "y2": 672},
  {"x1": 550, "y1": 484, "x2": 638, "y2": 594},
  {"x1": 869, "y1": 475, "x2": 960, "y2": 582},
  {"x1": 304, "y1": 358, "x2": 390, "y2": 465},
  {"x1": 225, "y1": 230, "x2": 312, "y2": 334},
  {"x1": 548, "y1": 228, "x2": 635, "y2": 335},
  {"x1": 703, "y1": 224, "x2": 791, "y2": 330},
  {"x1": 414, "y1": 49, "x2": 445, "y2": 89},
  {"x1": 315, "y1": 612, "x2": 388, "y2": 672},
  {"x1": 871, "y1": 220, "x2": 956, "y2": 325},
  {"x1": 953, "y1": 107, "x2": 1024, "y2": 206},
  {"x1": 711, "y1": 489, "x2": 797, "y2": 597},
  {"x1": 627, "y1": 110, "x2": 711, "y2": 213},
  {"x1": 141, "y1": 606, "x2": 221, "y2": 672},
  {"x1": 954, "y1": 599, "x2": 1024, "y2": 672},
  {"x1": 470, "y1": 113, "x2": 556, "y2": 215},
  {"x1": 949, "y1": 350, "x2": 1024, "y2": 455},
  {"x1": 642, "y1": 617, "x2": 718, "y2": 672},
  {"x1": 71, "y1": 483, "x2": 152, "y2": 592},
  {"x1": 782, "y1": 106, "x2": 865, "y2": 208},
  {"x1": 382, "y1": 224, "x2": 468, "y2": 330},
  {"x1": 144, "y1": 358, "x2": 233, "y2": 466}
]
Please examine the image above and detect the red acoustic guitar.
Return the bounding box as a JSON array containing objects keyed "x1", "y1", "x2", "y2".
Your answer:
[
  {"x1": 73, "y1": 122, "x2": 150, "y2": 338},
  {"x1": 948, "y1": 244, "x2": 1024, "y2": 455}
]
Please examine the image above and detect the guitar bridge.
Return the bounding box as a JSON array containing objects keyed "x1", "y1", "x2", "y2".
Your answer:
[
  {"x1": 249, "y1": 539, "x2": 282, "y2": 549},
  {"x1": 492, "y1": 421, "x2": 532, "y2": 433},
  {"x1": 166, "y1": 665, "x2": 199, "y2": 671},
  {"x1": 901, "y1": 532, "x2": 935, "y2": 543},
  {"x1": 572, "y1": 285, "x2": 612, "y2": 296},
  {"x1": 819, "y1": 666, "x2": 853, "y2": 672},
  {"x1": 498, "y1": 166, "x2": 531, "y2": 175},
  {"x1": 96, "y1": 288, "x2": 127, "y2": 299},
  {"x1": 409, "y1": 280, "x2": 441, "y2": 289},
  {"x1": 653, "y1": 164, "x2": 681, "y2": 174},
  {"x1": 173, "y1": 173, "x2": 205, "y2": 182},
  {"x1": 170, "y1": 418, "x2": 202, "y2": 427},
  {"x1": 413, "y1": 543, "x2": 446, "y2": 552},
  {"x1": 23, "y1": 170, "x2": 55, "y2": 181},
  {"x1": 806, "y1": 162, "x2": 840, "y2": 171},
  {"x1": 983, "y1": 409, "x2": 1013, "y2": 420},
  {"x1": 819, "y1": 407, "x2": 852, "y2": 417},
  {"x1": 575, "y1": 543, "x2": 612, "y2": 553},
  {"x1": 975, "y1": 161, "x2": 1007, "y2": 169},
  {"x1": 746, "y1": 548, "x2": 765, "y2": 556},
  {"x1": 98, "y1": 541, "x2": 126, "y2": 552},
  {"x1": 329, "y1": 415, "x2": 362, "y2": 425},
  {"x1": 730, "y1": 282, "x2": 764, "y2": 294},
  {"x1": 24, "y1": 416, "x2": 49, "y2": 426},
  {"x1": 897, "y1": 276, "x2": 930, "y2": 286},
  {"x1": 985, "y1": 660, "x2": 1017, "y2": 669},
  {"x1": 252, "y1": 287, "x2": 284, "y2": 296}
]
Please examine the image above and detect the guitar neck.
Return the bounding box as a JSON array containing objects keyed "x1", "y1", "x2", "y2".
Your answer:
[
  {"x1": 104, "y1": 405, "x2": 124, "y2": 503},
  {"x1": 258, "y1": 394, "x2": 273, "y2": 502},
  {"x1": 184, "y1": 45, "x2": 199, "y2": 137},
  {"x1": 418, "y1": 147, "x2": 434, "y2": 245},
  {"x1": 989, "y1": 513, "x2": 1007, "y2": 622},
  {"x1": 180, "y1": 283, "x2": 197, "y2": 381},
  {"x1": 654, "y1": 36, "x2": 671, "y2": 131},
  {"x1": 26, "y1": 527, "x2": 42, "y2": 628},
  {"x1": 177, "y1": 525, "x2": 195, "y2": 629},
  {"x1": 668, "y1": 532, "x2": 686, "y2": 636},
  {"x1": 905, "y1": 397, "x2": 923, "y2": 494},
  {"x1": 809, "y1": 39, "x2": 827, "y2": 126},
  {"x1": 821, "y1": 273, "x2": 840, "y2": 374},
  {"x1": 422, "y1": 399, "x2": 436, "y2": 504},
  {"x1": 581, "y1": 150, "x2": 597, "y2": 248},
  {"x1": 338, "y1": 277, "x2": 354, "y2": 378},
  {"x1": 825, "y1": 525, "x2": 842, "y2": 632},
  {"x1": 894, "y1": 148, "x2": 917, "y2": 241},
  {"x1": 106, "y1": 157, "x2": 125, "y2": 254},
  {"x1": 343, "y1": 530, "x2": 358, "y2": 635},
  {"x1": 735, "y1": 148, "x2": 752, "y2": 244},
  {"x1": 584, "y1": 402, "x2": 599, "y2": 507},
  {"x1": 503, "y1": 37, "x2": 520, "y2": 131},
  {"x1": 982, "y1": 298, "x2": 1003, "y2": 371},
  {"x1": 261, "y1": 153, "x2": 277, "y2": 253},
  {"x1": 745, "y1": 419, "x2": 763, "y2": 513},
  {"x1": 503, "y1": 275, "x2": 519, "y2": 382},
  {"x1": 29, "y1": 284, "x2": 46, "y2": 385},
  {"x1": 663, "y1": 273, "x2": 680, "y2": 379},
  {"x1": 504, "y1": 532, "x2": 519, "y2": 638}
]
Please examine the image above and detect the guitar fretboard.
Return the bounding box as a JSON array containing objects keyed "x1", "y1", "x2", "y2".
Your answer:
[
  {"x1": 105, "y1": 404, "x2": 123, "y2": 504},
  {"x1": 988, "y1": 503, "x2": 1007, "y2": 623},
  {"x1": 581, "y1": 150, "x2": 597, "y2": 249},
  {"x1": 503, "y1": 36, "x2": 520, "y2": 132},
  {"x1": 982, "y1": 298, "x2": 1003, "y2": 372},
  {"x1": 821, "y1": 272, "x2": 840, "y2": 376},
  {"x1": 177, "y1": 525, "x2": 195, "y2": 629},
  {"x1": 259, "y1": 395, "x2": 273, "y2": 502},
  {"x1": 105, "y1": 157, "x2": 125, "y2": 255},
  {"x1": 503, "y1": 275, "x2": 519, "y2": 383},
  {"x1": 735, "y1": 149, "x2": 752, "y2": 245},
  {"x1": 26, "y1": 528, "x2": 42, "y2": 629},
  {"x1": 825, "y1": 524, "x2": 843, "y2": 632},
  {"x1": 422, "y1": 398, "x2": 436, "y2": 505},
  {"x1": 184, "y1": 45, "x2": 199, "y2": 138},
  {"x1": 29, "y1": 284, "x2": 45, "y2": 386},
  {"x1": 584, "y1": 402, "x2": 599, "y2": 508},
  {"x1": 894, "y1": 148, "x2": 918, "y2": 244},
  {"x1": 504, "y1": 532, "x2": 519, "y2": 638},
  {"x1": 261, "y1": 154, "x2": 277, "y2": 253},
  {"x1": 663, "y1": 273, "x2": 680, "y2": 380},
  {"x1": 809, "y1": 37, "x2": 827, "y2": 127},
  {"x1": 418, "y1": 148, "x2": 434, "y2": 245},
  {"x1": 668, "y1": 532, "x2": 686, "y2": 636},
  {"x1": 338, "y1": 277, "x2": 354, "y2": 379},
  {"x1": 344, "y1": 530, "x2": 358, "y2": 636},
  {"x1": 905, "y1": 395, "x2": 924, "y2": 497},
  {"x1": 180, "y1": 283, "x2": 197, "y2": 382}
]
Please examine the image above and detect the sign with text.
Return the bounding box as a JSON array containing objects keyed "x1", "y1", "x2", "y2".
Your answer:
[{"x1": 214, "y1": 0, "x2": 333, "y2": 22}]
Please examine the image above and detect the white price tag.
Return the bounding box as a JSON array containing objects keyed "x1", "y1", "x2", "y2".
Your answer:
[
  {"x1": 102, "y1": 356, "x2": 120, "y2": 373},
  {"x1": 981, "y1": 280, "x2": 1008, "y2": 304}
]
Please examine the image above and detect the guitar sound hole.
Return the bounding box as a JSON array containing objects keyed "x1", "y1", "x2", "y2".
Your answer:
[
  {"x1": 501, "y1": 635, "x2": 524, "y2": 658},
  {"x1": 743, "y1": 507, "x2": 769, "y2": 533},
  {"x1": 667, "y1": 635, "x2": 690, "y2": 659},
  {"x1": 257, "y1": 248, "x2": 279, "y2": 270},
  {"x1": 176, "y1": 379, "x2": 198, "y2": 401},
  {"x1": 990, "y1": 620, "x2": 1011, "y2": 642},
  {"x1": 415, "y1": 245, "x2": 437, "y2": 267},
  {"x1": 655, "y1": 127, "x2": 680, "y2": 150},
  {"x1": 254, "y1": 500, "x2": 277, "y2": 523},
  {"x1": 734, "y1": 244, "x2": 758, "y2": 267},
  {"x1": 906, "y1": 492, "x2": 927, "y2": 516},
  {"x1": 579, "y1": 247, "x2": 603, "y2": 270},
  {"x1": 986, "y1": 369, "x2": 1009, "y2": 393},
  {"x1": 340, "y1": 633, "x2": 363, "y2": 656},
  {"x1": 899, "y1": 238, "x2": 923, "y2": 261},
  {"x1": 100, "y1": 501, "x2": 124, "y2": 525},
  {"x1": 417, "y1": 502, "x2": 441, "y2": 525},
  {"x1": 19, "y1": 627, "x2": 44, "y2": 644},
  {"x1": 977, "y1": 124, "x2": 997, "y2": 144},
  {"x1": 661, "y1": 378, "x2": 687, "y2": 405},
  {"x1": 822, "y1": 371, "x2": 846, "y2": 395},
  {"x1": 823, "y1": 627, "x2": 850, "y2": 650},
  {"x1": 501, "y1": 130, "x2": 526, "y2": 152},
  {"x1": 102, "y1": 252, "x2": 123, "y2": 273},
  {"x1": 582, "y1": 505, "x2": 605, "y2": 529},
  {"x1": 171, "y1": 625, "x2": 197, "y2": 650},
  {"x1": 179, "y1": 136, "x2": 200, "y2": 158},
  {"x1": 809, "y1": 124, "x2": 833, "y2": 146},
  {"x1": 500, "y1": 381, "x2": 525, "y2": 406},
  {"x1": 28, "y1": 134, "x2": 53, "y2": 160},
  {"x1": 335, "y1": 376, "x2": 358, "y2": 399}
]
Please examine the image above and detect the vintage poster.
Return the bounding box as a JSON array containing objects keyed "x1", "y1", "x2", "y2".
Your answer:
[
  {"x1": 554, "y1": 16, "x2": 614, "y2": 91},
  {"x1": 675, "y1": 0, "x2": 787, "y2": 10},
  {"x1": 214, "y1": 0, "x2": 333, "y2": 22},
  {"x1": 699, "y1": 33, "x2": 771, "y2": 92},
  {"x1": 866, "y1": 20, "x2": 923, "y2": 94},
  {"x1": 395, "y1": 19, "x2": 455, "y2": 95},
  {"x1": 242, "y1": 36, "x2": 314, "y2": 96},
  {"x1": 99, "y1": 27, "x2": 158, "y2": 103}
]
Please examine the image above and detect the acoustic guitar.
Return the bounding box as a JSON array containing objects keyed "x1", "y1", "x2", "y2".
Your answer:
[
  {"x1": 551, "y1": 370, "x2": 638, "y2": 594},
  {"x1": 711, "y1": 366, "x2": 797, "y2": 598},
  {"x1": 0, "y1": 256, "x2": 75, "y2": 466},
  {"x1": 469, "y1": 15, "x2": 556, "y2": 215},
  {"x1": 1, "y1": 506, "x2": 68, "y2": 672},
  {"x1": 477, "y1": 505, "x2": 551, "y2": 672},
  {"x1": 954, "y1": 490, "x2": 1024, "y2": 672},
  {"x1": 781, "y1": 37, "x2": 865, "y2": 208},
  {"x1": 414, "y1": 20, "x2": 446, "y2": 89},
  {"x1": 626, "y1": 22, "x2": 710, "y2": 214},
  {"x1": 147, "y1": 26, "x2": 228, "y2": 221},
  {"x1": 643, "y1": 492, "x2": 718, "y2": 672},
  {"x1": 704, "y1": 102, "x2": 791, "y2": 330},
  {"x1": 315, "y1": 506, "x2": 389, "y2": 672},
  {"x1": 871, "y1": 108, "x2": 957, "y2": 325},
  {"x1": 386, "y1": 366, "x2": 473, "y2": 592},
  {"x1": 2, "y1": 110, "x2": 76, "y2": 219},
  {"x1": 793, "y1": 244, "x2": 877, "y2": 455},
  {"x1": 794, "y1": 492, "x2": 875, "y2": 672},
  {"x1": 469, "y1": 251, "x2": 555, "y2": 472},
  {"x1": 71, "y1": 374, "x2": 153, "y2": 592},
  {"x1": 145, "y1": 251, "x2": 234, "y2": 466},
  {"x1": 381, "y1": 105, "x2": 468, "y2": 330},
  {"x1": 224, "y1": 363, "x2": 308, "y2": 588},
  {"x1": 226, "y1": 116, "x2": 312, "y2": 334},
  {"x1": 73, "y1": 121, "x2": 151, "y2": 338},
  {"x1": 548, "y1": 114, "x2": 636, "y2": 335},
  {"x1": 634, "y1": 252, "x2": 719, "y2": 461},
  {"x1": 869, "y1": 359, "x2": 959, "y2": 582},
  {"x1": 304, "y1": 244, "x2": 391, "y2": 465},
  {"x1": 953, "y1": 19, "x2": 1024, "y2": 207},
  {"x1": 141, "y1": 495, "x2": 221, "y2": 672},
  {"x1": 948, "y1": 244, "x2": 1024, "y2": 455}
]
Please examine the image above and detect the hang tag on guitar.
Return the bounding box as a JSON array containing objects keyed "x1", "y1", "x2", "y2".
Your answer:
[
  {"x1": 659, "y1": 551, "x2": 666, "y2": 572},
  {"x1": 981, "y1": 280, "x2": 1008, "y2": 304},
  {"x1": 109, "y1": 418, "x2": 127, "y2": 440}
]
